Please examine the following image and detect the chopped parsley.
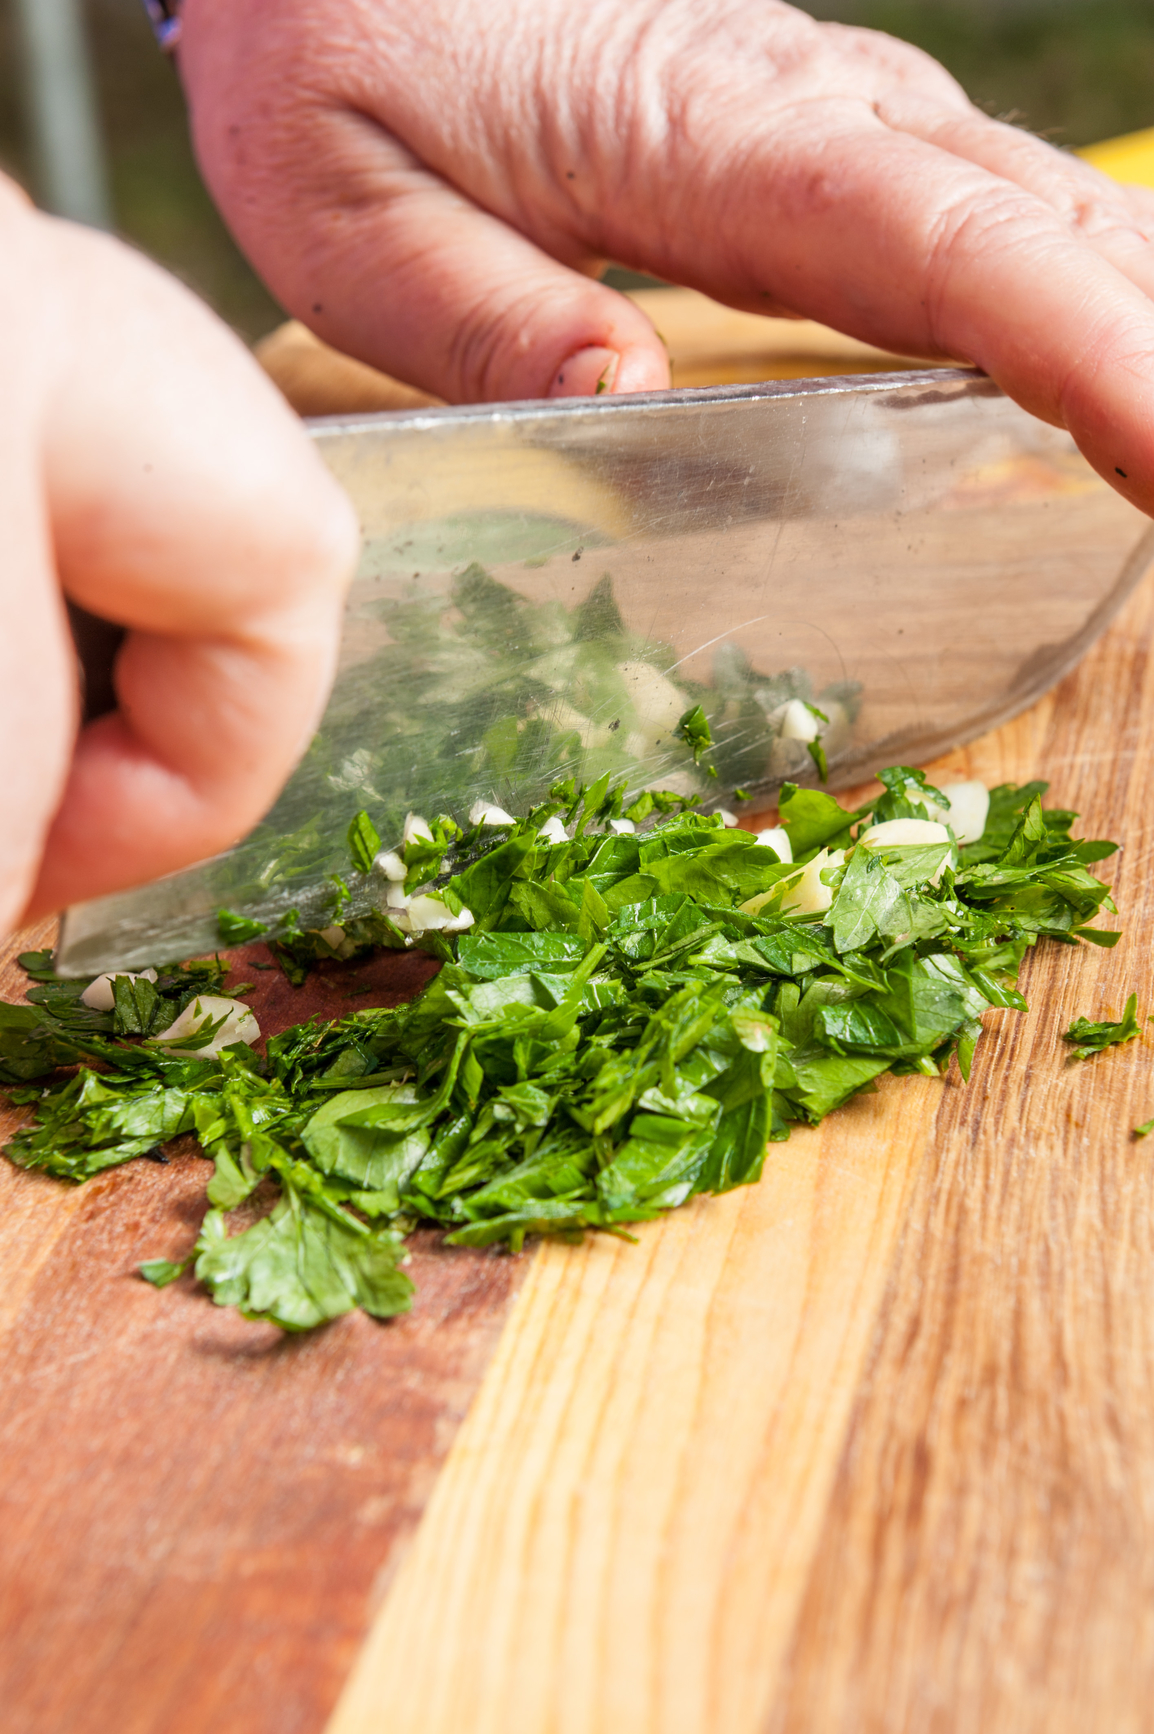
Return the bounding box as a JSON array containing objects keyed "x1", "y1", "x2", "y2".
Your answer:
[
  {"x1": 216, "y1": 908, "x2": 269, "y2": 946},
  {"x1": 346, "y1": 811, "x2": 382, "y2": 876},
  {"x1": 1063, "y1": 993, "x2": 1143, "y2": 1060},
  {"x1": 675, "y1": 703, "x2": 717, "y2": 773},
  {"x1": 0, "y1": 757, "x2": 1122, "y2": 1333}
]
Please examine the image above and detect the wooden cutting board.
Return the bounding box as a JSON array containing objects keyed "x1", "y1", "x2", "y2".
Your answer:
[
  {"x1": 8, "y1": 229, "x2": 1154, "y2": 1727},
  {"x1": 4, "y1": 572, "x2": 1154, "y2": 1734}
]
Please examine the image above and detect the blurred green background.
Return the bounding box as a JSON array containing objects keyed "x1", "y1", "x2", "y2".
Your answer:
[
  {"x1": 808, "y1": 0, "x2": 1154, "y2": 147},
  {"x1": 0, "y1": 0, "x2": 281, "y2": 338},
  {"x1": 1, "y1": 0, "x2": 1153, "y2": 341}
]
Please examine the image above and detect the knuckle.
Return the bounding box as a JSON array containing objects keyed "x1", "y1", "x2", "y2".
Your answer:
[
  {"x1": 921, "y1": 181, "x2": 1052, "y2": 310},
  {"x1": 1068, "y1": 190, "x2": 1154, "y2": 247},
  {"x1": 446, "y1": 280, "x2": 608, "y2": 402}
]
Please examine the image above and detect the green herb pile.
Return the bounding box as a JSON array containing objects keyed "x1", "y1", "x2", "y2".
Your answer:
[{"x1": 0, "y1": 762, "x2": 1119, "y2": 1333}]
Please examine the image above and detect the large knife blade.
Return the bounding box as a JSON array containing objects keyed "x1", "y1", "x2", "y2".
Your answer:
[{"x1": 57, "y1": 367, "x2": 1153, "y2": 975}]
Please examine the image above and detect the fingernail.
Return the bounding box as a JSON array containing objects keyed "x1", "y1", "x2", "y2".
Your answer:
[{"x1": 549, "y1": 346, "x2": 620, "y2": 399}]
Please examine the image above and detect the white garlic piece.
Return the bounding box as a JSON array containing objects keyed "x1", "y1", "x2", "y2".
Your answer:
[
  {"x1": 777, "y1": 699, "x2": 822, "y2": 743},
  {"x1": 148, "y1": 995, "x2": 259, "y2": 1056},
  {"x1": 80, "y1": 968, "x2": 158, "y2": 1012},
  {"x1": 859, "y1": 818, "x2": 952, "y2": 884},
  {"x1": 615, "y1": 661, "x2": 688, "y2": 737},
  {"x1": 392, "y1": 896, "x2": 475, "y2": 936},
  {"x1": 374, "y1": 848, "x2": 407, "y2": 883},
  {"x1": 859, "y1": 818, "x2": 951, "y2": 849},
  {"x1": 780, "y1": 847, "x2": 845, "y2": 916},
  {"x1": 468, "y1": 800, "x2": 516, "y2": 827},
  {"x1": 754, "y1": 826, "x2": 792, "y2": 864},
  {"x1": 928, "y1": 780, "x2": 990, "y2": 846}
]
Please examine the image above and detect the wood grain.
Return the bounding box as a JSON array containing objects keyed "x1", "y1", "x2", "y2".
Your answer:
[
  {"x1": 0, "y1": 938, "x2": 531, "y2": 1734},
  {"x1": 326, "y1": 590, "x2": 1154, "y2": 1734},
  {"x1": 766, "y1": 587, "x2": 1154, "y2": 1734},
  {"x1": 328, "y1": 1077, "x2": 931, "y2": 1734}
]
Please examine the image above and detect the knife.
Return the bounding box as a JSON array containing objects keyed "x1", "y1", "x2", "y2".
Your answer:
[{"x1": 56, "y1": 366, "x2": 1154, "y2": 976}]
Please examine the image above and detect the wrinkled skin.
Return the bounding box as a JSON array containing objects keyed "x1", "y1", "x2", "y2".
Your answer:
[
  {"x1": 182, "y1": 0, "x2": 1154, "y2": 513},
  {"x1": 1, "y1": 185, "x2": 358, "y2": 931}
]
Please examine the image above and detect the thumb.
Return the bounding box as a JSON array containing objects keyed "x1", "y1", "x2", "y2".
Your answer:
[{"x1": 190, "y1": 106, "x2": 670, "y2": 403}]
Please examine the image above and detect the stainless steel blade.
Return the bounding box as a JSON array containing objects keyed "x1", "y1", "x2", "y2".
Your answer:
[{"x1": 57, "y1": 367, "x2": 1153, "y2": 975}]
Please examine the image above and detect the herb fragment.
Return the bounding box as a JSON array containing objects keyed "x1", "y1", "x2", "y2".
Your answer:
[
  {"x1": 140, "y1": 1255, "x2": 191, "y2": 1287},
  {"x1": 216, "y1": 909, "x2": 269, "y2": 946},
  {"x1": 1063, "y1": 993, "x2": 1143, "y2": 1060},
  {"x1": 675, "y1": 704, "x2": 717, "y2": 774},
  {"x1": 192, "y1": 1191, "x2": 413, "y2": 1331},
  {"x1": 347, "y1": 810, "x2": 382, "y2": 876}
]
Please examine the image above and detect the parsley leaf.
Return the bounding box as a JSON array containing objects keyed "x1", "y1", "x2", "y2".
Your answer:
[
  {"x1": 675, "y1": 704, "x2": 716, "y2": 774},
  {"x1": 806, "y1": 738, "x2": 829, "y2": 783},
  {"x1": 140, "y1": 1256, "x2": 193, "y2": 1289},
  {"x1": 216, "y1": 908, "x2": 270, "y2": 946},
  {"x1": 1063, "y1": 992, "x2": 1144, "y2": 1060},
  {"x1": 347, "y1": 810, "x2": 382, "y2": 876},
  {"x1": 193, "y1": 1188, "x2": 413, "y2": 1331}
]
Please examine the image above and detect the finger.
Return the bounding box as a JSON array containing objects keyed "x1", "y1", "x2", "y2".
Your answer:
[
  {"x1": 26, "y1": 625, "x2": 326, "y2": 919},
  {"x1": 877, "y1": 100, "x2": 1154, "y2": 301},
  {"x1": 879, "y1": 97, "x2": 1141, "y2": 223},
  {"x1": 1115, "y1": 181, "x2": 1154, "y2": 229},
  {"x1": 0, "y1": 184, "x2": 76, "y2": 930},
  {"x1": 668, "y1": 111, "x2": 1154, "y2": 509},
  {"x1": 270, "y1": 148, "x2": 665, "y2": 401},
  {"x1": 184, "y1": 52, "x2": 670, "y2": 402},
  {"x1": 178, "y1": 0, "x2": 1154, "y2": 512},
  {"x1": 20, "y1": 217, "x2": 359, "y2": 919},
  {"x1": 0, "y1": 456, "x2": 77, "y2": 935}
]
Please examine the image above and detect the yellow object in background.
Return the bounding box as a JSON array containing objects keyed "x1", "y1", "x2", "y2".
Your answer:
[{"x1": 1079, "y1": 125, "x2": 1154, "y2": 186}]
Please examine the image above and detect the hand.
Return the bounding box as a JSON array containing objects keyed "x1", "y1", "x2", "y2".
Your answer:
[
  {"x1": 181, "y1": 0, "x2": 1154, "y2": 511},
  {"x1": 0, "y1": 182, "x2": 358, "y2": 930}
]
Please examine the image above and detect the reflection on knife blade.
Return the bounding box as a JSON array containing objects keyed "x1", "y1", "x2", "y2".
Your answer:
[{"x1": 200, "y1": 562, "x2": 860, "y2": 952}]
